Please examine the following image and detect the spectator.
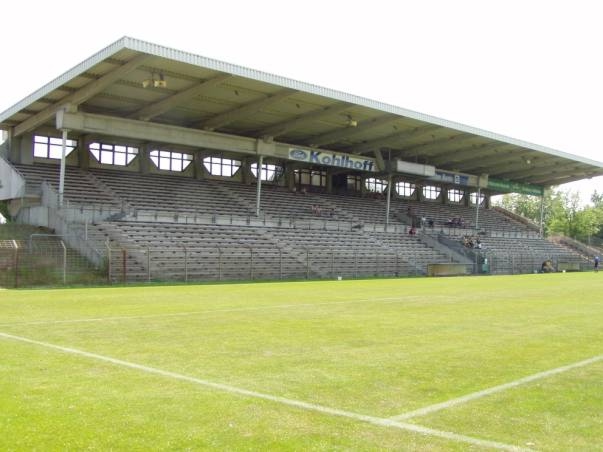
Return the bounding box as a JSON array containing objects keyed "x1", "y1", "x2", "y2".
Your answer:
[
  {"x1": 408, "y1": 227, "x2": 417, "y2": 235},
  {"x1": 541, "y1": 259, "x2": 554, "y2": 273},
  {"x1": 595, "y1": 255, "x2": 600, "y2": 272}
]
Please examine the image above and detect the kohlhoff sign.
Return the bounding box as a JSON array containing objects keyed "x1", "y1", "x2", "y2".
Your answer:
[{"x1": 288, "y1": 148, "x2": 376, "y2": 172}]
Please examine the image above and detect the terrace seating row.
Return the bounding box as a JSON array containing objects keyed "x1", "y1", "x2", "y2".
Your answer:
[
  {"x1": 12, "y1": 163, "x2": 120, "y2": 207},
  {"x1": 89, "y1": 168, "x2": 249, "y2": 217},
  {"x1": 92, "y1": 220, "x2": 456, "y2": 280},
  {"x1": 15, "y1": 163, "x2": 532, "y2": 237},
  {"x1": 389, "y1": 198, "x2": 532, "y2": 233}
]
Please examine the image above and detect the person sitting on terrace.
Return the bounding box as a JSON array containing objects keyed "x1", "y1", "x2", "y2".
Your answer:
[
  {"x1": 408, "y1": 226, "x2": 417, "y2": 235},
  {"x1": 541, "y1": 259, "x2": 555, "y2": 273}
]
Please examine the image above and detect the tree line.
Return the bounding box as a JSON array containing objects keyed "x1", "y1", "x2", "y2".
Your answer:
[{"x1": 495, "y1": 189, "x2": 603, "y2": 245}]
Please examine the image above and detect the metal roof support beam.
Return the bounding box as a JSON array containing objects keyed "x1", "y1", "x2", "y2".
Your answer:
[
  {"x1": 373, "y1": 149, "x2": 385, "y2": 172},
  {"x1": 354, "y1": 125, "x2": 441, "y2": 155},
  {"x1": 494, "y1": 160, "x2": 566, "y2": 179},
  {"x1": 256, "y1": 102, "x2": 353, "y2": 138},
  {"x1": 57, "y1": 112, "x2": 377, "y2": 175},
  {"x1": 14, "y1": 54, "x2": 152, "y2": 137},
  {"x1": 400, "y1": 133, "x2": 477, "y2": 157},
  {"x1": 200, "y1": 88, "x2": 298, "y2": 131},
  {"x1": 59, "y1": 111, "x2": 258, "y2": 155},
  {"x1": 307, "y1": 115, "x2": 399, "y2": 147},
  {"x1": 530, "y1": 173, "x2": 596, "y2": 186},
  {"x1": 129, "y1": 74, "x2": 232, "y2": 121},
  {"x1": 511, "y1": 165, "x2": 587, "y2": 182},
  {"x1": 428, "y1": 143, "x2": 515, "y2": 166},
  {"x1": 492, "y1": 161, "x2": 580, "y2": 179}
]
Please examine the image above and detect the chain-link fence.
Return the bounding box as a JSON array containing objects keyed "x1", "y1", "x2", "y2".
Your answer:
[
  {"x1": 0, "y1": 237, "x2": 592, "y2": 288},
  {"x1": 104, "y1": 246, "x2": 428, "y2": 284},
  {"x1": 0, "y1": 236, "x2": 105, "y2": 288}
]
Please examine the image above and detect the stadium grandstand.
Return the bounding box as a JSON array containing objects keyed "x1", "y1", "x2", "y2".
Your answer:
[{"x1": 1, "y1": 36, "x2": 602, "y2": 283}]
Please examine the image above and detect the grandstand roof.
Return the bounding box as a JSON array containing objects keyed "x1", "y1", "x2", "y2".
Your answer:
[{"x1": 1, "y1": 36, "x2": 602, "y2": 189}]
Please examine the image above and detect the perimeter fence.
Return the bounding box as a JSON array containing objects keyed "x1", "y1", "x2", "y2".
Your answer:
[{"x1": 0, "y1": 236, "x2": 590, "y2": 288}]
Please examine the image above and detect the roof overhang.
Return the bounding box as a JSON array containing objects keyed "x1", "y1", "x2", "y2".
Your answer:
[{"x1": 2, "y1": 36, "x2": 602, "y2": 190}]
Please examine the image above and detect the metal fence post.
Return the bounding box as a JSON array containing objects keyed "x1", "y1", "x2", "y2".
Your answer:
[
  {"x1": 60, "y1": 240, "x2": 67, "y2": 285},
  {"x1": 122, "y1": 248, "x2": 127, "y2": 284},
  {"x1": 218, "y1": 247, "x2": 222, "y2": 281},
  {"x1": 184, "y1": 246, "x2": 188, "y2": 283},
  {"x1": 13, "y1": 240, "x2": 19, "y2": 288},
  {"x1": 331, "y1": 249, "x2": 335, "y2": 278},
  {"x1": 306, "y1": 249, "x2": 310, "y2": 280},
  {"x1": 147, "y1": 246, "x2": 151, "y2": 282},
  {"x1": 395, "y1": 253, "x2": 399, "y2": 276},
  {"x1": 106, "y1": 242, "x2": 112, "y2": 284},
  {"x1": 249, "y1": 247, "x2": 254, "y2": 280},
  {"x1": 279, "y1": 248, "x2": 283, "y2": 280}
]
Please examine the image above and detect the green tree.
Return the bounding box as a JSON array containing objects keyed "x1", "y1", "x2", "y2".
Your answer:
[
  {"x1": 0, "y1": 200, "x2": 10, "y2": 223},
  {"x1": 495, "y1": 188, "x2": 603, "y2": 241}
]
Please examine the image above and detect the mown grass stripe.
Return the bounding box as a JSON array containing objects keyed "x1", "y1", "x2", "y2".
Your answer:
[
  {"x1": 391, "y1": 354, "x2": 603, "y2": 421},
  {"x1": 0, "y1": 295, "x2": 417, "y2": 326},
  {"x1": 0, "y1": 331, "x2": 529, "y2": 451}
]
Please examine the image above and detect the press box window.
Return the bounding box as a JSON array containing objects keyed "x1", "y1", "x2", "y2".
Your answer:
[
  {"x1": 203, "y1": 157, "x2": 241, "y2": 177},
  {"x1": 422, "y1": 185, "x2": 441, "y2": 200},
  {"x1": 365, "y1": 178, "x2": 387, "y2": 193},
  {"x1": 294, "y1": 169, "x2": 326, "y2": 187},
  {"x1": 448, "y1": 188, "x2": 464, "y2": 203},
  {"x1": 396, "y1": 181, "x2": 415, "y2": 197},
  {"x1": 347, "y1": 175, "x2": 362, "y2": 192},
  {"x1": 470, "y1": 192, "x2": 485, "y2": 206},
  {"x1": 90, "y1": 142, "x2": 138, "y2": 166},
  {"x1": 251, "y1": 163, "x2": 283, "y2": 181},
  {"x1": 33, "y1": 135, "x2": 77, "y2": 159},
  {"x1": 150, "y1": 150, "x2": 193, "y2": 172}
]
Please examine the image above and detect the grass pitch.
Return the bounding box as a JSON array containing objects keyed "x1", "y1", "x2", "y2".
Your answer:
[{"x1": 1, "y1": 273, "x2": 602, "y2": 450}]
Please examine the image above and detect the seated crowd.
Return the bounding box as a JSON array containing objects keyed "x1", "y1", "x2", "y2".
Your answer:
[{"x1": 462, "y1": 235, "x2": 482, "y2": 249}]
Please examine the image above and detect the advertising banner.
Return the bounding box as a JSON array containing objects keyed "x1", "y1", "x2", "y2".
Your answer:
[
  {"x1": 288, "y1": 148, "x2": 377, "y2": 172},
  {"x1": 488, "y1": 178, "x2": 544, "y2": 196}
]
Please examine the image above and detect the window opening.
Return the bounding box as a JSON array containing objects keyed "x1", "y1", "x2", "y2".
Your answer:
[
  {"x1": 90, "y1": 142, "x2": 138, "y2": 166},
  {"x1": 422, "y1": 185, "x2": 441, "y2": 200},
  {"x1": 396, "y1": 181, "x2": 416, "y2": 197},
  {"x1": 33, "y1": 135, "x2": 77, "y2": 159},
  {"x1": 150, "y1": 149, "x2": 193, "y2": 172},
  {"x1": 250, "y1": 163, "x2": 283, "y2": 181},
  {"x1": 203, "y1": 156, "x2": 241, "y2": 177}
]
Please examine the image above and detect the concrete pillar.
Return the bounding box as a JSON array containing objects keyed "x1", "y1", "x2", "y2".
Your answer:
[
  {"x1": 140, "y1": 144, "x2": 151, "y2": 174},
  {"x1": 192, "y1": 150, "x2": 202, "y2": 180},
  {"x1": 241, "y1": 158, "x2": 252, "y2": 185},
  {"x1": 285, "y1": 164, "x2": 295, "y2": 191},
  {"x1": 8, "y1": 132, "x2": 22, "y2": 163},
  {"x1": 78, "y1": 134, "x2": 90, "y2": 170}
]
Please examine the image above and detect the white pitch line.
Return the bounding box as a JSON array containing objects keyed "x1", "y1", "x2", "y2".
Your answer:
[
  {"x1": 391, "y1": 354, "x2": 603, "y2": 421},
  {"x1": 0, "y1": 296, "x2": 416, "y2": 327},
  {"x1": 0, "y1": 331, "x2": 529, "y2": 451}
]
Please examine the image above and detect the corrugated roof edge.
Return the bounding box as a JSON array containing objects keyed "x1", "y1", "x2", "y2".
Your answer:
[
  {"x1": 2, "y1": 36, "x2": 602, "y2": 169},
  {"x1": 0, "y1": 37, "x2": 129, "y2": 125}
]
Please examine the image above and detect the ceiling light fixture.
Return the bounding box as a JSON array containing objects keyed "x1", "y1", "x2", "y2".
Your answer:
[{"x1": 142, "y1": 72, "x2": 167, "y2": 88}]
